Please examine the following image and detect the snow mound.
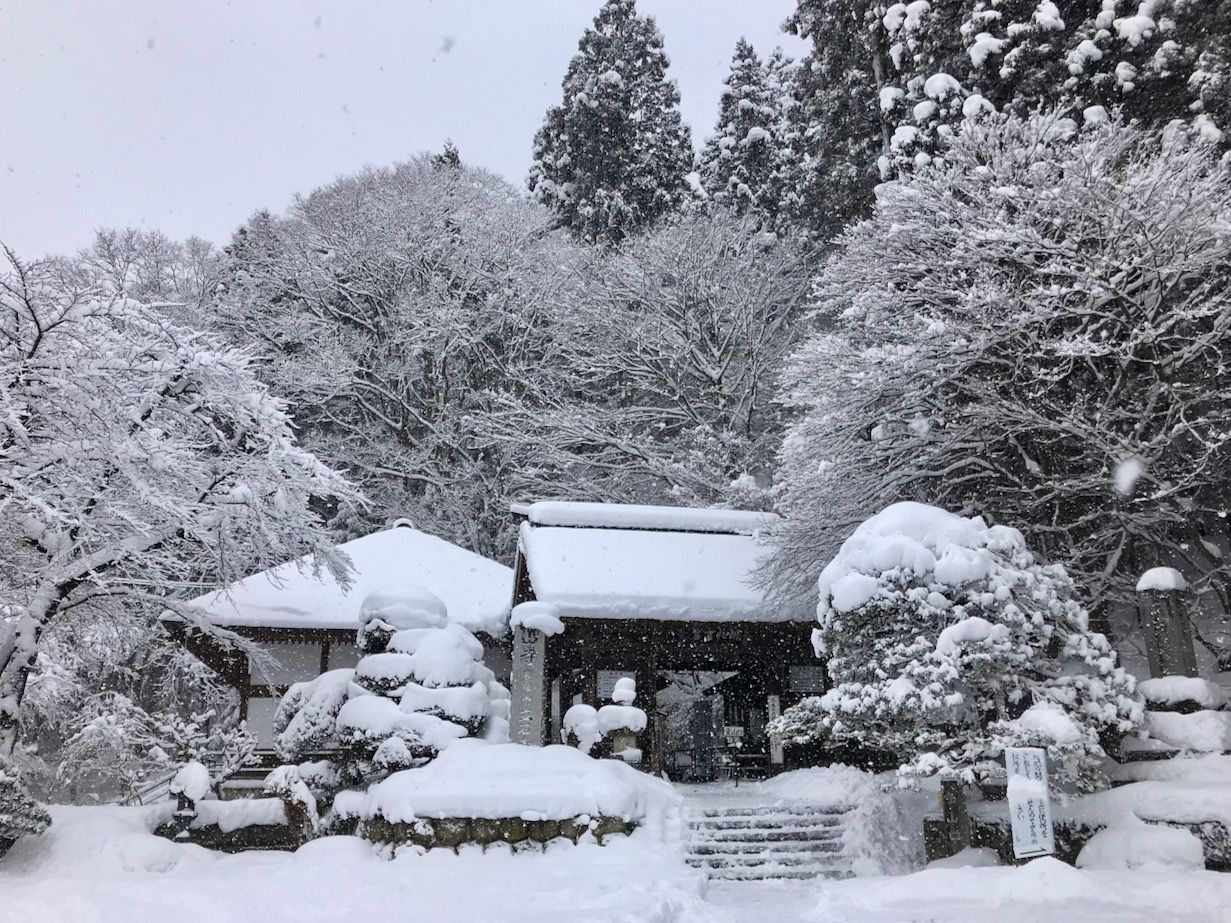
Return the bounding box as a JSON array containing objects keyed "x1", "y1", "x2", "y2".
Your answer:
[
  {"x1": 1077, "y1": 814, "x2": 1205, "y2": 871},
  {"x1": 1139, "y1": 676, "x2": 1227, "y2": 710},
  {"x1": 1146, "y1": 711, "x2": 1231, "y2": 753},
  {"x1": 1136, "y1": 567, "x2": 1187, "y2": 593},
  {"x1": 359, "y1": 585, "x2": 448, "y2": 630},
  {"x1": 336, "y1": 739, "x2": 677, "y2": 823},
  {"x1": 510, "y1": 601, "x2": 566, "y2": 636},
  {"x1": 817, "y1": 502, "x2": 1027, "y2": 617},
  {"x1": 1010, "y1": 701, "x2": 1084, "y2": 745},
  {"x1": 169, "y1": 762, "x2": 212, "y2": 803}
]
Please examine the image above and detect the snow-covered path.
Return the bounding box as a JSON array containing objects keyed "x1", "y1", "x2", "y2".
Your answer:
[{"x1": 703, "y1": 879, "x2": 820, "y2": 922}]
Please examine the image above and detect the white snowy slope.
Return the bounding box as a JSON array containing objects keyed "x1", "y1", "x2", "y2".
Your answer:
[{"x1": 178, "y1": 524, "x2": 513, "y2": 636}]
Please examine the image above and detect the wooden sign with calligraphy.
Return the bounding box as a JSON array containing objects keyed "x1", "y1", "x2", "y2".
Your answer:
[{"x1": 1005, "y1": 747, "x2": 1056, "y2": 859}]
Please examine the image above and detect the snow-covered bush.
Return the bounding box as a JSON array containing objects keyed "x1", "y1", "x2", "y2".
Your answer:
[
  {"x1": 273, "y1": 586, "x2": 507, "y2": 817},
  {"x1": 776, "y1": 502, "x2": 1141, "y2": 791},
  {"x1": 0, "y1": 766, "x2": 50, "y2": 850}
]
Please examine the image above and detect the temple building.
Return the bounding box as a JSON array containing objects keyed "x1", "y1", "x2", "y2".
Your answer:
[
  {"x1": 165, "y1": 521, "x2": 512, "y2": 762},
  {"x1": 507, "y1": 501, "x2": 821, "y2": 776}
]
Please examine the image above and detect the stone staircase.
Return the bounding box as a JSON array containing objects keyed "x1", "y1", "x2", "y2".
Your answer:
[{"x1": 685, "y1": 802, "x2": 856, "y2": 881}]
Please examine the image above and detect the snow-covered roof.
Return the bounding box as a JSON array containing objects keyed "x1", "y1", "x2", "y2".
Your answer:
[
  {"x1": 181, "y1": 525, "x2": 512, "y2": 636},
  {"x1": 511, "y1": 500, "x2": 779, "y2": 535},
  {"x1": 517, "y1": 503, "x2": 806, "y2": 623}
]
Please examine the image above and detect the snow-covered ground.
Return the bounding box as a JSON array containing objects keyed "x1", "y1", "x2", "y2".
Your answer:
[
  {"x1": 812, "y1": 856, "x2": 1231, "y2": 923},
  {"x1": 0, "y1": 805, "x2": 714, "y2": 923},
  {"x1": 5, "y1": 796, "x2": 1231, "y2": 923}
]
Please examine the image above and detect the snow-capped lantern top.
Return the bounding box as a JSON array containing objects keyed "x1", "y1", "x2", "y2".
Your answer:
[
  {"x1": 169, "y1": 761, "x2": 212, "y2": 803},
  {"x1": 1135, "y1": 567, "x2": 1187, "y2": 593},
  {"x1": 611, "y1": 676, "x2": 636, "y2": 705},
  {"x1": 816, "y1": 501, "x2": 1028, "y2": 619},
  {"x1": 359, "y1": 585, "x2": 448, "y2": 630}
]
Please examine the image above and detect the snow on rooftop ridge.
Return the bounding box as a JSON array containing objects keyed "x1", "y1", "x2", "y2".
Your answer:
[{"x1": 512, "y1": 501, "x2": 779, "y2": 535}]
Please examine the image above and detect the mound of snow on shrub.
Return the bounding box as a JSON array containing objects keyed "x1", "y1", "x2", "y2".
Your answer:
[
  {"x1": 360, "y1": 585, "x2": 448, "y2": 630},
  {"x1": 335, "y1": 739, "x2": 676, "y2": 824},
  {"x1": 1077, "y1": 813, "x2": 1205, "y2": 871}
]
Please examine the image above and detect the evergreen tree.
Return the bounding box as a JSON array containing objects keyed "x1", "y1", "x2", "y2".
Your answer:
[
  {"x1": 274, "y1": 587, "x2": 506, "y2": 820},
  {"x1": 769, "y1": 112, "x2": 1231, "y2": 650},
  {"x1": 780, "y1": 0, "x2": 893, "y2": 240},
  {"x1": 698, "y1": 39, "x2": 781, "y2": 222},
  {"x1": 527, "y1": 0, "x2": 693, "y2": 245},
  {"x1": 430, "y1": 139, "x2": 462, "y2": 171},
  {"x1": 774, "y1": 502, "x2": 1141, "y2": 791}
]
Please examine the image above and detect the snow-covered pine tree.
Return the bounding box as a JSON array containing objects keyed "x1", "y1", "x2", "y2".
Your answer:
[
  {"x1": 274, "y1": 587, "x2": 507, "y2": 817},
  {"x1": 762, "y1": 47, "x2": 800, "y2": 234},
  {"x1": 876, "y1": 0, "x2": 1231, "y2": 173},
  {"x1": 776, "y1": 502, "x2": 1141, "y2": 790},
  {"x1": 768, "y1": 112, "x2": 1231, "y2": 653},
  {"x1": 780, "y1": 0, "x2": 894, "y2": 239},
  {"x1": 697, "y1": 39, "x2": 781, "y2": 222},
  {"x1": 527, "y1": 0, "x2": 693, "y2": 245}
]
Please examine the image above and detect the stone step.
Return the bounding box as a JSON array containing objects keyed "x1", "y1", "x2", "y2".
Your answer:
[
  {"x1": 689, "y1": 826, "x2": 846, "y2": 844},
  {"x1": 688, "y1": 851, "x2": 847, "y2": 869},
  {"x1": 689, "y1": 822, "x2": 851, "y2": 836},
  {"x1": 689, "y1": 838, "x2": 844, "y2": 857},
  {"x1": 691, "y1": 863, "x2": 855, "y2": 881},
  {"x1": 691, "y1": 804, "x2": 851, "y2": 819}
]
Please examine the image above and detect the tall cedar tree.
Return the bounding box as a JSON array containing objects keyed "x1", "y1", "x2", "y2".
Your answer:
[
  {"x1": 779, "y1": 0, "x2": 1231, "y2": 239},
  {"x1": 697, "y1": 39, "x2": 782, "y2": 223},
  {"x1": 781, "y1": 0, "x2": 893, "y2": 240},
  {"x1": 527, "y1": 0, "x2": 693, "y2": 245}
]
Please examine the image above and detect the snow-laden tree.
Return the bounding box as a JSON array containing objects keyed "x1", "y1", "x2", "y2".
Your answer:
[
  {"x1": 216, "y1": 157, "x2": 583, "y2": 557},
  {"x1": 22, "y1": 607, "x2": 253, "y2": 802},
  {"x1": 697, "y1": 39, "x2": 785, "y2": 223},
  {"x1": 875, "y1": 0, "x2": 1231, "y2": 174},
  {"x1": 769, "y1": 113, "x2": 1231, "y2": 648},
  {"x1": 779, "y1": 0, "x2": 894, "y2": 238},
  {"x1": 488, "y1": 211, "x2": 811, "y2": 512},
  {"x1": 0, "y1": 246, "x2": 357, "y2": 775},
  {"x1": 273, "y1": 587, "x2": 506, "y2": 818},
  {"x1": 774, "y1": 502, "x2": 1141, "y2": 790},
  {"x1": 527, "y1": 0, "x2": 693, "y2": 245}
]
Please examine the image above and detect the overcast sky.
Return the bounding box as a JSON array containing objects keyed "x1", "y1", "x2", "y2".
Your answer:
[{"x1": 0, "y1": 1, "x2": 804, "y2": 258}]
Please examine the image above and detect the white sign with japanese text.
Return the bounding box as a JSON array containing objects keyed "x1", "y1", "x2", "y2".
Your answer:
[{"x1": 1005, "y1": 747, "x2": 1056, "y2": 859}]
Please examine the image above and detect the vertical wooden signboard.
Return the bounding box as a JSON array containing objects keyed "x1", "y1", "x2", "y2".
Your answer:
[{"x1": 1005, "y1": 747, "x2": 1056, "y2": 860}]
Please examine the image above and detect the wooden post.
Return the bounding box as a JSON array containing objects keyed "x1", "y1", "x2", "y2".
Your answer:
[
  {"x1": 1137, "y1": 568, "x2": 1198, "y2": 678},
  {"x1": 636, "y1": 663, "x2": 661, "y2": 774},
  {"x1": 940, "y1": 779, "x2": 972, "y2": 856},
  {"x1": 510, "y1": 626, "x2": 547, "y2": 745}
]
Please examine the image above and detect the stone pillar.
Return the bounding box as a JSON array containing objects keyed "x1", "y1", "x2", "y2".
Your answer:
[
  {"x1": 1137, "y1": 567, "x2": 1198, "y2": 678},
  {"x1": 940, "y1": 779, "x2": 971, "y2": 856},
  {"x1": 510, "y1": 627, "x2": 547, "y2": 745}
]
